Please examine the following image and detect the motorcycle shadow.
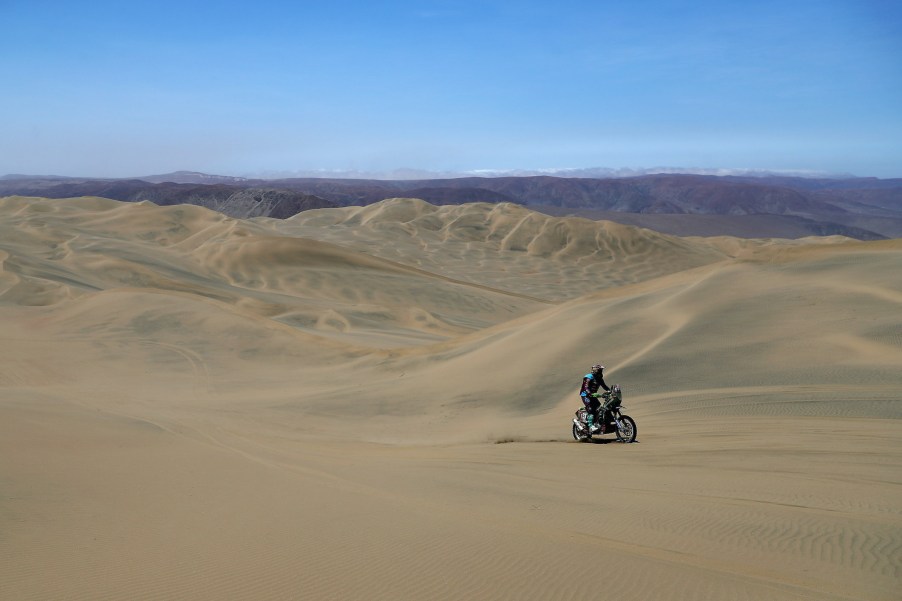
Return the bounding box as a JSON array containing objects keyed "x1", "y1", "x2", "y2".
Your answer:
[{"x1": 578, "y1": 437, "x2": 639, "y2": 445}]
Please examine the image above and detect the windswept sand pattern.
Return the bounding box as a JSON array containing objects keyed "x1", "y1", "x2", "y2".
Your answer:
[
  {"x1": 1, "y1": 196, "x2": 900, "y2": 600},
  {"x1": 282, "y1": 199, "x2": 738, "y2": 299}
]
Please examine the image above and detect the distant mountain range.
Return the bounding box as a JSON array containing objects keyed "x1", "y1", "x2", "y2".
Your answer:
[
  {"x1": 2, "y1": 171, "x2": 900, "y2": 239},
  {"x1": 235, "y1": 166, "x2": 862, "y2": 180}
]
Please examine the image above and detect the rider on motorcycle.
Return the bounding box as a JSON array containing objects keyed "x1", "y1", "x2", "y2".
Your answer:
[{"x1": 580, "y1": 363, "x2": 611, "y2": 433}]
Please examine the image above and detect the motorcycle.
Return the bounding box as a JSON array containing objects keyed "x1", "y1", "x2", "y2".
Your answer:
[{"x1": 572, "y1": 385, "x2": 637, "y2": 443}]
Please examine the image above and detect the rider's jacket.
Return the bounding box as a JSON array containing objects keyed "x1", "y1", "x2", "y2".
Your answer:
[{"x1": 580, "y1": 372, "x2": 610, "y2": 400}]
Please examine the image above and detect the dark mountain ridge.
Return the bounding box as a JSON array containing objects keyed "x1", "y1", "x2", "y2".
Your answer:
[
  {"x1": 2, "y1": 172, "x2": 899, "y2": 239},
  {"x1": 0, "y1": 178, "x2": 333, "y2": 219}
]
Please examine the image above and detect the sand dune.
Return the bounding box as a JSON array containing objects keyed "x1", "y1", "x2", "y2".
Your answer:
[
  {"x1": 1, "y1": 196, "x2": 900, "y2": 600},
  {"x1": 281, "y1": 198, "x2": 739, "y2": 299}
]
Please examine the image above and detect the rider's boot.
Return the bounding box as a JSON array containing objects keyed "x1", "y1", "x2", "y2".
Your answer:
[{"x1": 588, "y1": 413, "x2": 600, "y2": 433}]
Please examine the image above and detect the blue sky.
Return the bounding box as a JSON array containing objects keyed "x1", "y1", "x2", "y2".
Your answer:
[{"x1": 2, "y1": 0, "x2": 900, "y2": 178}]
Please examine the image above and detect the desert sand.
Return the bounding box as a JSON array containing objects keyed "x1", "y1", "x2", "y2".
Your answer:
[{"x1": 1, "y1": 195, "x2": 900, "y2": 600}]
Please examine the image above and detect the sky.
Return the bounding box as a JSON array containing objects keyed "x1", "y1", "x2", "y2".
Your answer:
[{"x1": 1, "y1": 0, "x2": 901, "y2": 178}]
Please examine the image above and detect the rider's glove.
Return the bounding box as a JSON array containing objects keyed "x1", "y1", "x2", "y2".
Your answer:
[{"x1": 592, "y1": 393, "x2": 600, "y2": 398}]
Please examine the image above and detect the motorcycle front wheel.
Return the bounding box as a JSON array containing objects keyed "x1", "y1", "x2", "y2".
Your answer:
[{"x1": 617, "y1": 415, "x2": 637, "y2": 443}]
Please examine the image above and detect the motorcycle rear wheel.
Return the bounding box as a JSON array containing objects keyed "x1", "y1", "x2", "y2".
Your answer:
[
  {"x1": 617, "y1": 415, "x2": 637, "y2": 443},
  {"x1": 572, "y1": 422, "x2": 588, "y2": 441}
]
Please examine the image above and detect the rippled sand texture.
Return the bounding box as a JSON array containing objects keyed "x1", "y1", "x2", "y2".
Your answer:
[{"x1": 2, "y1": 196, "x2": 900, "y2": 601}]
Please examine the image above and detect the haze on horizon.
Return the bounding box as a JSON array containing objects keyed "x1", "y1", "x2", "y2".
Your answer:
[{"x1": 2, "y1": 0, "x2": 901, "y2": 179}]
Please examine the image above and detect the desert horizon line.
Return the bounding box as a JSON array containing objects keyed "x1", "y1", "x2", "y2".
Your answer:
[{"x1": 3, "y1": 165, "x2": 890, "y2": 182}]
